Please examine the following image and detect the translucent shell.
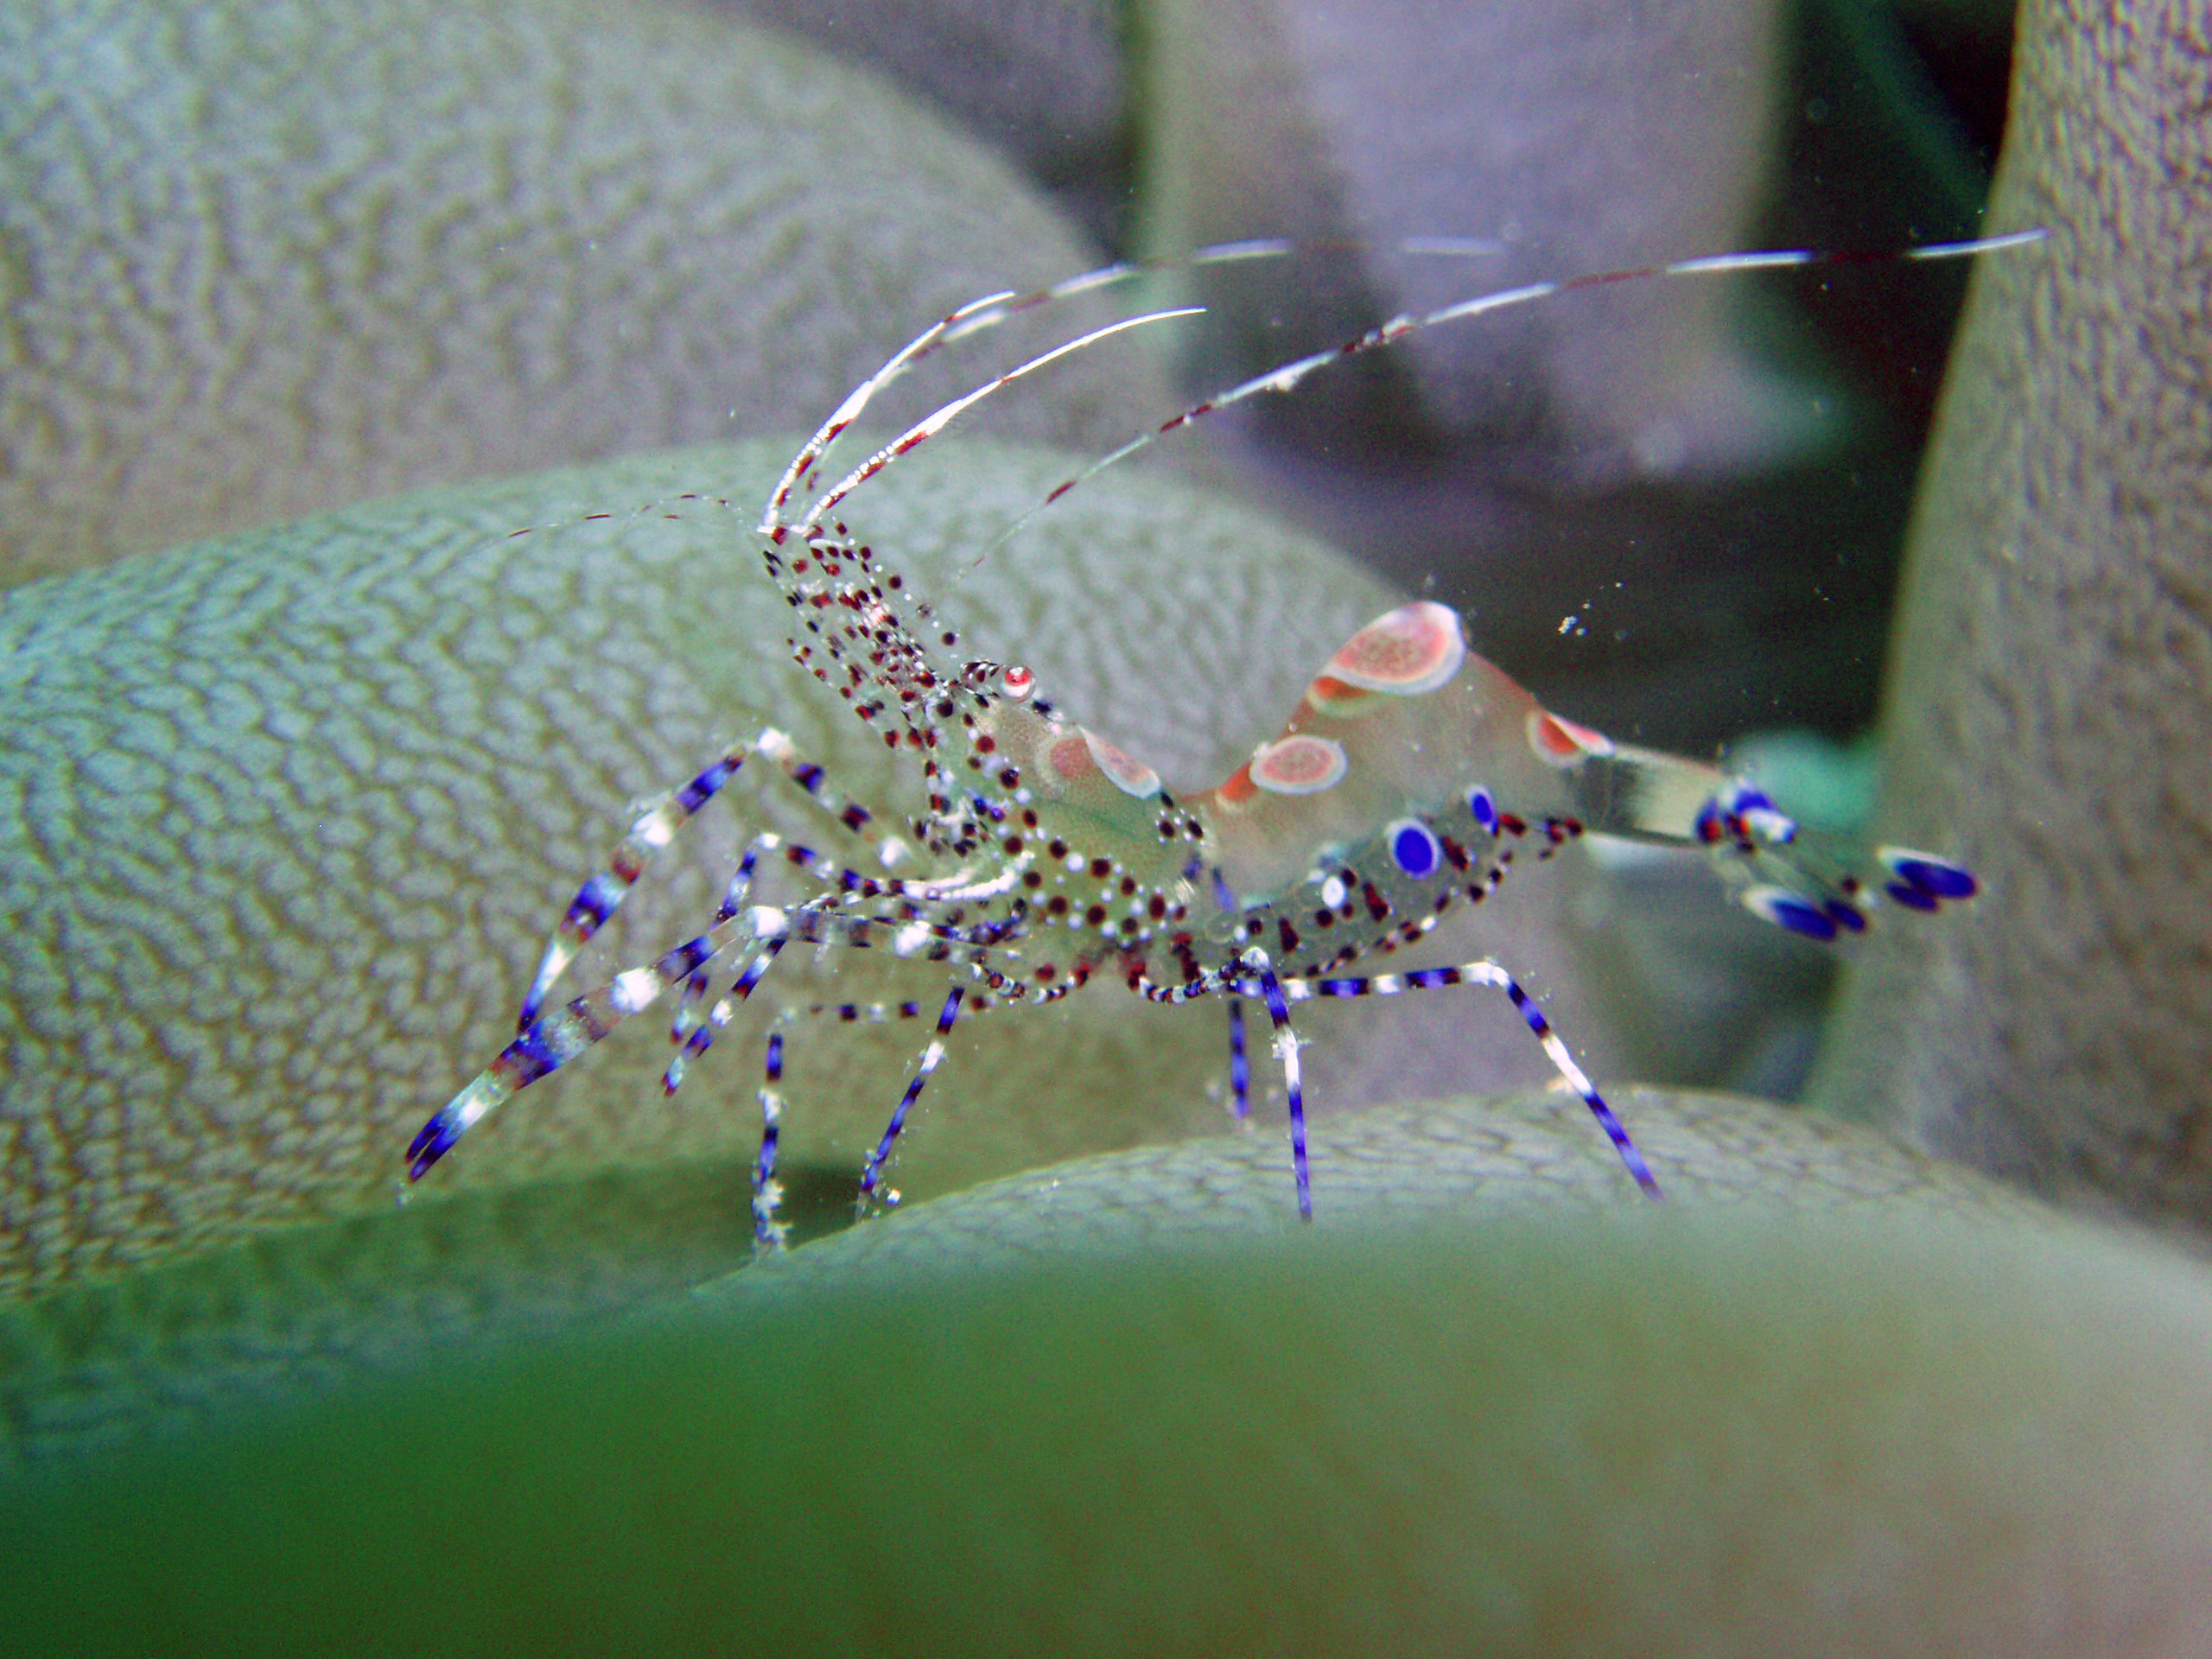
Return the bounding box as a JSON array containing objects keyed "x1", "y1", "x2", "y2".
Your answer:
[{"x1": 408, "y1": 230, "x2": 2031, "y2": 1232}]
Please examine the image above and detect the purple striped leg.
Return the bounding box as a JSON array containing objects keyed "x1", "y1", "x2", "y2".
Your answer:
[
  {"x1": 1276, "y1": 959, "x2": 1662, "y2": 1198},
  {"x1": 855, "y1": 986, "x2": 968, "y2": 1214},
  {"x1": 753, "y1": 1032, "x2": 789, "y2": 1251},
  {"x1": 1249, "y1": 961, "x2": 1313, "y2": 1222}
]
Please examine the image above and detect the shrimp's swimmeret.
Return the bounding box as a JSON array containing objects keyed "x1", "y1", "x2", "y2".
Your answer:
[{"x1": 406, "y1": 230, "x2": 2039, "y2": 1240}]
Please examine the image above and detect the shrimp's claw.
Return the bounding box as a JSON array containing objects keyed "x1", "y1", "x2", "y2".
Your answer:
[
  {"x1": 1697, "y1": 782, "x2": 1977, "y2": 938},
  {"x1": 1741, "y1": 885, "x2": 1857, "y2": 943},
  {"x1": 1876, "y1": 845, "x2": 1980, "y2": 911}
]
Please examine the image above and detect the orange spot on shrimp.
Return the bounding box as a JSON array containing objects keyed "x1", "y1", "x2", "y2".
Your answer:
[
  {"x1": 1081, "y1": 728, "x2": 1161, "y2": 798},
  {"x1": 1325, "y1": 601, "x2": 1466, "y2": 696},
  {"x1": 1529, "y1": 709, "x2": 1617, "y2": 767},
  {"x1": 1218, "y1": 763, "x2": 1260, "y2": 806},
  {"x1": 1047, "y1": 733, "x2": 1095, "y2": 781},
  {"x1": 1250, "y1": 734, "x2": 1350, "y2": 796}
]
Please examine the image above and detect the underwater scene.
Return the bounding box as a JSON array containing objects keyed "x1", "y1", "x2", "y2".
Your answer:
[{"x1": 4, "y1": 0, "x2": 2212, "y2": 1651}]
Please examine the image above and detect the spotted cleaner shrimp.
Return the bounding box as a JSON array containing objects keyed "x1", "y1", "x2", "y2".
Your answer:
[{"x1": 404, "y1": 228, "x2": 2038, "y2": 1241}]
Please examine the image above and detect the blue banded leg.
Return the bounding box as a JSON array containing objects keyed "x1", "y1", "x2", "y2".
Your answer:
[
  {"x1": 659, "y1": 888, "x2": 1068, "y2": 1108},
  {"x1": 1277, "y1": 959, "x2": 1662, "y2": 1199},
  {"x1": 855, "y1": 986, "x2": 967, "y2": 1214},
  {"x1": 518, "y1": 738, "x2": 760, "y2": 1029},
  {"x1": 1250, "y1": 964, "x2": 1313, "y2": 1222},
  {"x1": 753, "y1": 1032, "x2": 789, "y2": 1251},
  {"x1": 662, "y1": 826, "x2": 887, "y2": 1090},
  {"x1": 662, "y1": 938, "x2": 790, "y2": 1098},
  {"x1": 520, "y1": 725, "x2": 933, "y2": 1033},
  {"x1": 1226, "y1": 995, "x2": 1251, "y2": 1122},
  {"x1": 817, "y1": 998, "x2": 930, "y2": 1026},
  {"x1": 416, "y1": 882, "x2": 1039, "y2": 1186},
  {"x1": 1138, "y1": 956, "x2": 1313, "y2": 1215},
  {"x1": 663, "y1": 830, "x2": 926, "y2": 1074},
  {"x1": 665, "y1": 966, "x2": 715, "y2": 1065},
  {"x1": 407, "y1": 895, "x2": 842, "y2": 1181},
  {"x1": 754, "y1": 728, "x2": 922, "y2": 873},
  {"x1": 1877, "y1": 845, "x2": 1979, "y2": 912},
  {"x1": 666, "y1": 890, "x2": 1052, "y2": 1101}
]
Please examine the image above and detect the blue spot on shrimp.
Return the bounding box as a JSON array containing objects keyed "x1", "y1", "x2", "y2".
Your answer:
[{"x1": 405, "y1": 231, "x2": 2031, "y2": 1242}]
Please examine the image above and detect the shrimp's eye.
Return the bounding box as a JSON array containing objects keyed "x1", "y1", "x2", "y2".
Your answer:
[
  {"x1": 1466, "y1": 786, "x2": 1499, "y2": 834},
  {"x1": 1386, "y1": 818, "x2": 1441, "y2": 880},
  {"x1": 1000, "y1": 664, "x2": 1036, "y2": 701}
]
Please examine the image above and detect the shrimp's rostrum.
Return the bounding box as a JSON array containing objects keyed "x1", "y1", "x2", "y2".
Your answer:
[{"x1": 407, "y1": 232, "x2": 2037, "y2": 1238}]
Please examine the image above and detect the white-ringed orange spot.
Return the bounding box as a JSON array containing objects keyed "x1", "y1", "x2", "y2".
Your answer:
[
  {"x1": 1250, "y1": 734, "x2": 1350, "y2": 796},
  {"x1": 1325, "y1": 601, "x2": 1466, "y2": 696}
]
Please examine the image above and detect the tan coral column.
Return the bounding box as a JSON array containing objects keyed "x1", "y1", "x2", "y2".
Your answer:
[{"x1": 1814, "y1": 0, "x2": 2212, "y2": 1238}]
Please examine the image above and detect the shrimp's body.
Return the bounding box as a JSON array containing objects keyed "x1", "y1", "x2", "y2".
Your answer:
[{"x1": 407, "y1": 232, "x2": 2031, "y2": 1236}]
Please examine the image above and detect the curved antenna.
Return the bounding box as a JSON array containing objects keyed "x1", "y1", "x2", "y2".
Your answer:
[
  {"x1": 979, "y1": 227, "x2": 2048, "y2": 556},
  {"x1": 755, "y1": 235, "x2": 1520, "y2": 540},
  {"x1": 777, "y1": 307, "x2": 1205, "y2": 543},
  {"x1": 760, "y1": 284, "x2": 1020, "y2": 532}
]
